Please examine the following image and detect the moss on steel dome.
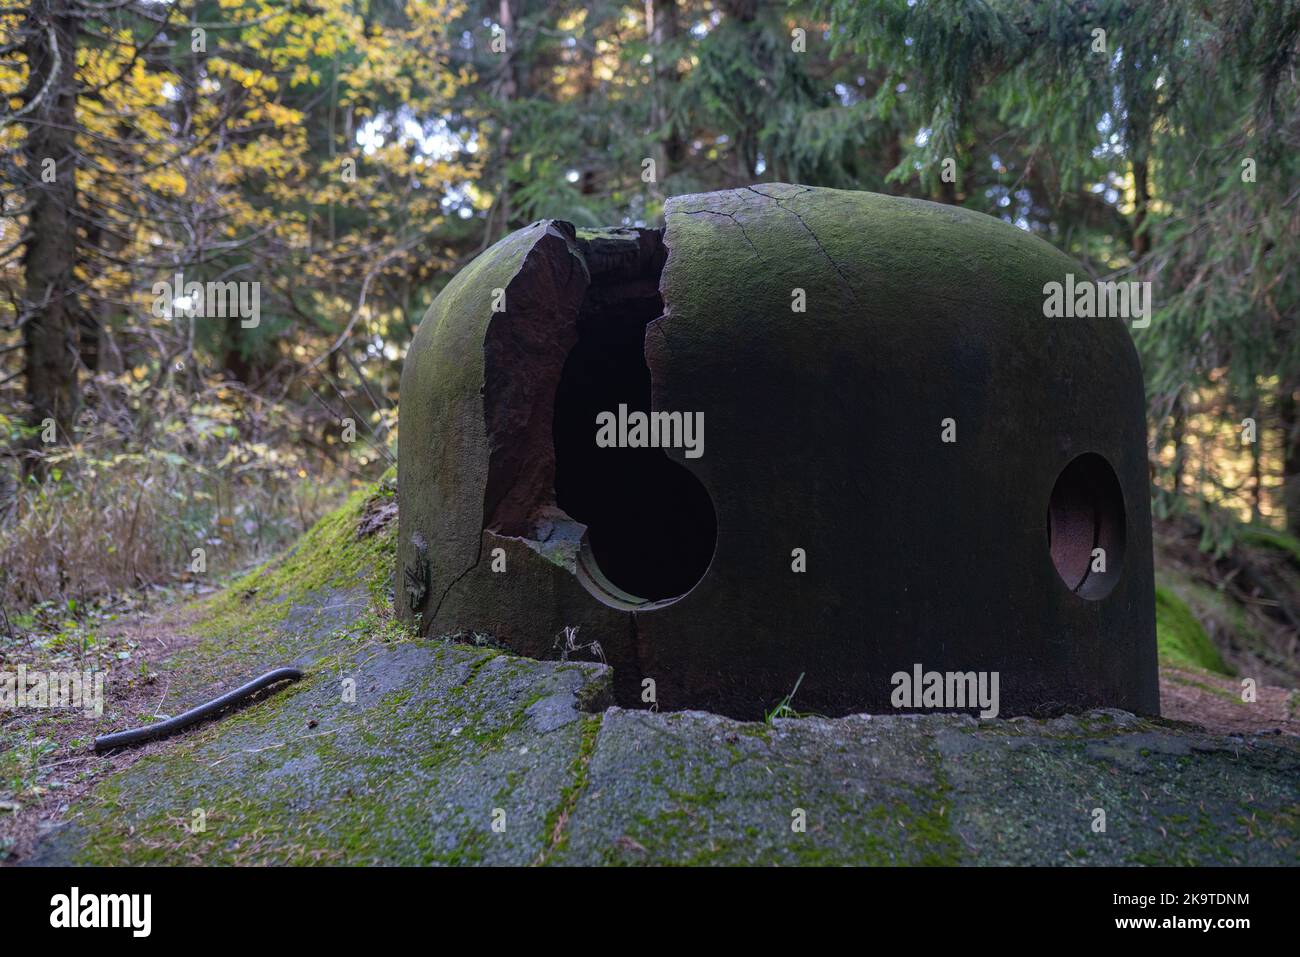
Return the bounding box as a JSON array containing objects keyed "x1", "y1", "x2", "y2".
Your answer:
[{"x1": 397, "y1": 184, "x2": 1158, "y2": 720}]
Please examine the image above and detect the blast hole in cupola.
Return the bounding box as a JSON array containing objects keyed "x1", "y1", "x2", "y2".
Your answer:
[{"x1": 552, "y1": 272, "x2": 716, "y2": 605}]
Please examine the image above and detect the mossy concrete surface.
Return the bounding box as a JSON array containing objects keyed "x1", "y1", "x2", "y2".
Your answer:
[
  {"x1": 31, "y1": 639, "x2": 611, "y2": 865},
  {"x1": 26, "y1": 482, "x2": 1300, "y2": 866},
  {"x1": 552, "y1": 707, "x2": 1299, "y2": 865},
  {"x1": 29, "y1": 627, "x2": 1299, "y2": 865}
]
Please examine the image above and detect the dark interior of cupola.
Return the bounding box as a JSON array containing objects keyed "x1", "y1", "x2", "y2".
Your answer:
[{"x1": 552, "y1": 232, "x2": 717, "y2": 604}]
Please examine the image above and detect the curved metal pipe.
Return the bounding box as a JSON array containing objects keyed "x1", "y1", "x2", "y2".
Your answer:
[{"x1": 94, "y1": 667, "x2": 304, "y2": 752}]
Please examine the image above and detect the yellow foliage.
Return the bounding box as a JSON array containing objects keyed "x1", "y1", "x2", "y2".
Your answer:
[{"x1": 143, "y1": 167, "x2": 187, "y2": 198}]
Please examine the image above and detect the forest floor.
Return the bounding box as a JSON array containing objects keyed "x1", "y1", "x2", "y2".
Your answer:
[{"x1": 2, "y1": 480, "x2": 1298, "y2": 865}]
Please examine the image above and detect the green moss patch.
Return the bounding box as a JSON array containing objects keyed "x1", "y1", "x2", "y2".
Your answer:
[
  {"x1": 1155, "y1": 584, "x2": 1230, "y2": 675},
  {"x1": 195, "y1": 471, "x2": 397, "y2": 649}
]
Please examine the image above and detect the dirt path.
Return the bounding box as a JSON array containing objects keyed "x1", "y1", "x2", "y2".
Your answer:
[
  {"x1": 1, "y1": 600, "x2": 206, "y2": 863},
  {"x1": 1160, "y1": 666, "x2": 1300, "y2": 737}
]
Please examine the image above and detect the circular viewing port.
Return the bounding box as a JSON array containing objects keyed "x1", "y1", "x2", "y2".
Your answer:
[{"x1": 1047, "y1": 452, "x2": 1126, "y2": 600}]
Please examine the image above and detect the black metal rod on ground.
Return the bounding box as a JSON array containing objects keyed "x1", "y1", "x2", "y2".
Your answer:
[{"x1": 93, "y1": 667, "x2": 304, "y2": 752}]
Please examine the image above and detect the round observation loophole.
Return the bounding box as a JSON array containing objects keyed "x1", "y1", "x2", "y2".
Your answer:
[{"x1": 1047, "y1": 452, "x2": 1126, "y2": 600}]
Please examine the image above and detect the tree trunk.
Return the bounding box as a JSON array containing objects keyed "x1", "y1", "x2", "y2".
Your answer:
[
  {"x1": 1279, "y1": 380, "x2": 1300, "y2": 537},
  {"x1": 20, "y1": 0, "x2": 82, "y2": 470},
  {"x1": 647, "y1": 0, "x2": 684, "y2": 194},
  {"x1": 494, "y1": 0, "x2": 519, "y2": 237},
  {"x1": 223, "y1": 336, "x2": 253, "y2": 386},
  {"x1": 1170, "y1": 400, "x2": 1187, "y2": 500},
  {"x1": 1131, "y1": 155, "x2": 1151, "y2": 259},
  {"x1": 721, "y1": 0, "x2": 759, "y2": 184}
]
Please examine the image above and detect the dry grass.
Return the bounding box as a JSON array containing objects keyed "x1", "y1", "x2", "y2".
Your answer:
[
  {"x1": 0, "y1": 376, "x2": 382, "y2": 617},
  {"x1": 0, "y1": 452, "x2": 336, "y2": 611}
]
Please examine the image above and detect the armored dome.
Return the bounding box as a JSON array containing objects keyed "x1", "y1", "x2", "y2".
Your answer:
[{"x1": 397, "y1": 184, "x2": 1158, "y2": 720}]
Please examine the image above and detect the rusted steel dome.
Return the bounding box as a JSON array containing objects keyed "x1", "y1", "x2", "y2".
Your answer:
[{"x1": 397, "y1": 184, "x2": 1158, "y2": 720}]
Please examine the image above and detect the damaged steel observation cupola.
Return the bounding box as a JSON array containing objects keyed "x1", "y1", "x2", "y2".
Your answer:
[{"x1": 396, "y1": 184, "x2": 1159, "y2": 720}]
